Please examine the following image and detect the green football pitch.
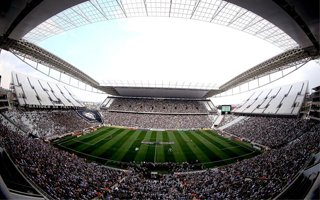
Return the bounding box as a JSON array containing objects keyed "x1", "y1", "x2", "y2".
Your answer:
[{"x1": 53, "y1": 127, "x2": 259, "y2": 168}]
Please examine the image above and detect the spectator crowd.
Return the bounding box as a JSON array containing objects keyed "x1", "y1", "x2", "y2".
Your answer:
[
  {"x1": 0, "y1": 118, "x2": 125, "y2": 199},
  {"x1": 3, "y1": 108, "x2": 97, "y2": 138},
  {"x1": 101, "y1": 98, "x2": 214, "y2": 129},
  {"x1": 224, "y1": 116, "x2": 310, "y2": 148},
  {"x1": 108, "y1": 121, "x2": 320, "y2": 199},
  {"x1": 217, "y1": 114, "x2": 239, "y2": 127},
  {"x1": 107, "y1": 98, "x2": 209, "y2": 114},
  {"x1": 102, "y1": 112, "x2": 212, "y2": 129},
  {"x1": 0, "y1": 108, "x2": 319, "y2": 199}
]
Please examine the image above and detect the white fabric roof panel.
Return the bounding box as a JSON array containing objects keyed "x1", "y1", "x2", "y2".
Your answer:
[
  {"x1": 28, "y1": 78, "x2": 54, "y2": 106},
  {"x1": 12, "y1": 72, "x2": 26, "y2": 106},
  {"x1": 38, "y1": 80, "x2": 60, "y2": 103},
  {"x1": 11, "y1": 72, "x2": 83, "y2": 108},
  {"x1": 236, "y1": 91, "x2": 261, "y2": 112},
  {"x1": 248, "y1": 89, "x2": 271, "y2": 114},
  {"x1": 233, "y1": 81, "x2": 307, "y2": 116},
  {"x1": 277, "y1": 82, "x2": 304, "y2": 115},
  {"x1": 243, "y1": 90, "x2": 268, "y2": 113},
  {"x1": 16, "y1": 73, "x2": 41, "y2": 106},
  {"x1": 47, "y1": 82, "x2": 73, "y2": 107},
  {"x1": 257, "y1": 87, "x2": 281, "y2": 113},
  {"x1": 292, "y1": 82, "x2": 308, "y2": 115},
  {"x1": 58, "y1": 85, "x2": 83, "y2": 107},
  {"x1": 233, "y1": 92, "x2": 255, "y2": 112},
  {"x1": 263, "y1": 84, "x2": 291, "y2": 114}
]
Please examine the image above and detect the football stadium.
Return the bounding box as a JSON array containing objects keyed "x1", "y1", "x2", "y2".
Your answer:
[{"x1": 0, "y1": 0, "x2": 319, "y2": 199}]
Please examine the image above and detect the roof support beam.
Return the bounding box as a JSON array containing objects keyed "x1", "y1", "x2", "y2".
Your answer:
[
  {"x1": 90, "y1": 0, "x2": 109, "y2": 20},
  {"x1": 116, "y1": 0, "x2": 127, "y2": 18},
  {"x1": 219, "y1": 46, "x2": 320, "y2": 93},
  {"x1": 4, "y1": 0, "x2": 43, "y2": 37},
  {"x1": 241, "y1": 16, "x2": 262, "y2": 31},
  {"x1": 210, "y1": 1, "x2": 227, "y2": 22},
  {"x1": 0, "y1": 37, "x2": 100, "y2": 89},
  {"x1": 143, "y1": 0, "x2": 148, "y2": 16},
  {"x1": 190, "y1": 0, "x2": 201, "y2": 19},
  {"x1": 227, "y1": 9, "x2": 248, "y2": 26},
  {"x1": 273, "y1": 0, "x2": 319, "y2": 51},
  {"x1": 70, "y1": 7, "x2": 91, "y2": 23},
  {"x1": 169, "y1": 0, "x2": 173, "y2": 17}
]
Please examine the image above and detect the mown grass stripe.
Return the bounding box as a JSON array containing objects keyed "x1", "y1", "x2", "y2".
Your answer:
[
  {"x1": 188, "y1": 131, "x2": 229, "y2": 161},
  {"x1": 201, "y1": 130, "x2": 250, "y2": 154},
  {"x1": 54, "y1": 127, "x2": 260, "y2": 169},
  {"x1": 89, "y1": 129, "x2": 130, "y2": 157},
  {"x1": 69, "y1": 129, "x2": 121, "y2": 152},
  {"x1": 166, "y1": 131, "x2": 186, "y2": 163},
  {"x1": 192, "y1": 131, "x2": 234, "y2": 160},
  {"x1": 74, "y1": 128, "x2": 124, "y2": 153},
  {"x1": 97, "y1": 129, "x2": 134, "y2": 159},
  {"x1": 200, "y1": 131, "x2": 260, "y2": 163},
  {"x1": 121, "y1": 130, "x2": 147, "y2": 162},
  {"x1": 155, "y1": 131, "x2": 165, "y2": 162},
  {"x1": 162, "y1": 131, "x2": 175, "y2": 162},
  {"x1": 173, "y1": 131, "x2": 202, "y2": 163},
  {"x1": 144, "y1": 131, "x2": 157, "y2": 162},
  {"x1": 204, "y1": 130, "x2": 252, "y2": 149},
  {"x1": 200, "y1": 130, "x2": 252, "y2": 154},
  {"x1": 62, "y1": 127, "x2": 117, "y2": 149},
  {"x1": 71, "y1": 127, "x2": 114, "y2": 145},
  {"x1": 194, "y1": 130, "x2": 243, "y2": 158},
  {"x1": 77, "y1": 127, "x2": 114, "y2": 141},
  {"x1": 134, "y1": 131, "x2": 152, "y2": 162},
  {"x1": 111, "y1": 130, "x2": 142, "y2": 161},
  {"x1": 54, "y1": 135, "x2": 76, "y2": 144}
]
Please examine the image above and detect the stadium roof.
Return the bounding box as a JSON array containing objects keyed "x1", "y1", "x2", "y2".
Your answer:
[
  {"x1": 0, "y1": 0, "x2": 318, "y2": 50},
  {"x1": 99, "y1": 86, "x2": 218, "y2": 98},
  {"x1": 0, "y1": 0, "x2": 319, "y2": 98},
  {"x1": 98, "y1": 81, "x2": 219, "y2": 98}
]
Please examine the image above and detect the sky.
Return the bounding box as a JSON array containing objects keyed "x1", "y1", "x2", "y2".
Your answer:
[
  {"x1": 38, "y1": 18, "x2": 283, "y2": 85},
  {"x1": 0, "y1": 17, "x2": 319, "y2": 104}
]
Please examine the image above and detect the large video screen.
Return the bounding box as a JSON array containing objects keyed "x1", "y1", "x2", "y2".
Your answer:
[{"x1": 221, "y1": 105, "x2": 231, "y2": 113}]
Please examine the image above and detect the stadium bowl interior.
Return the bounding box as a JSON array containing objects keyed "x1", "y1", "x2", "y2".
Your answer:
[{"x1": 0, "y1": 0, "x2": 319, "y2": 199}]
